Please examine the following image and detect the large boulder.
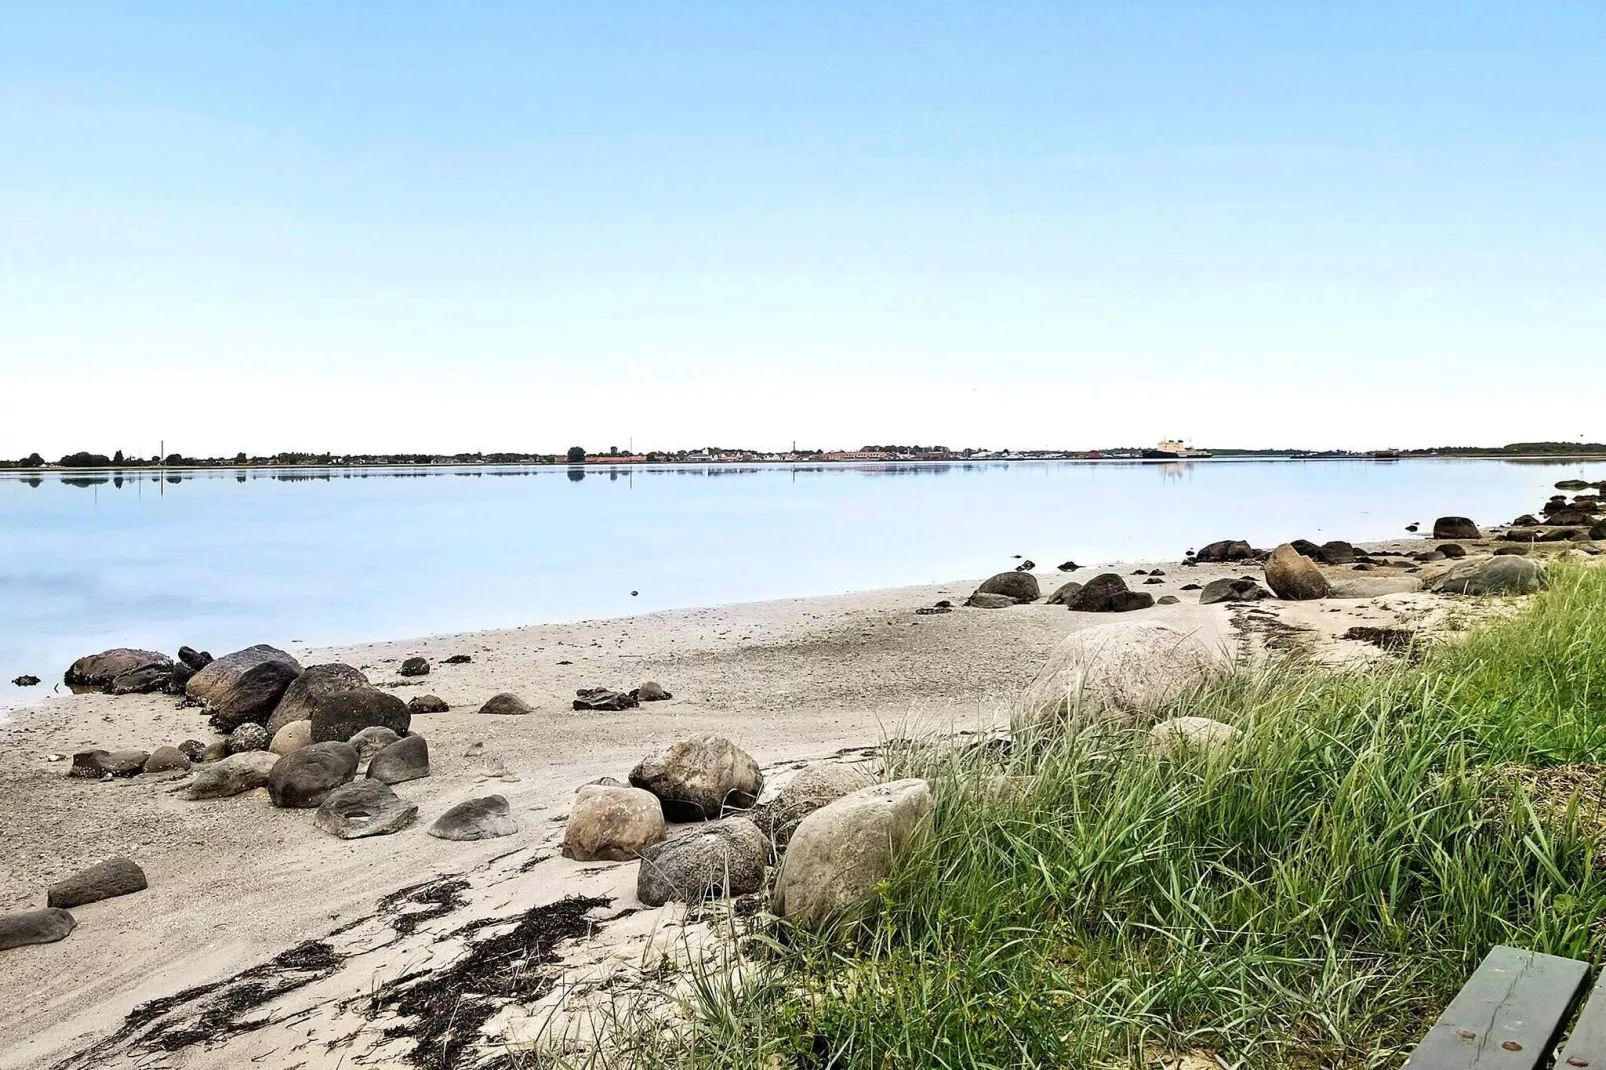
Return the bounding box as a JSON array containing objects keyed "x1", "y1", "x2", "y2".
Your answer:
[
  {"x1": 266, "y1": 663, "x2": 370, "y2": 735},
  {"x1": 636, "y1": 818, "x2": 767, "y2": 907},
  {"x1": 973, "y1": 572, "x2": 1040, "y2": 603},
  {"x1": 1433, "y1": 556, "x2": 1547, "y2": 596},
  {"x1": 1018, "y1": 620, "x2": 1219, "y2": 726},
  {"x1": 1432, "y1": 517, "x2": 1482, "y2": 540},
  {"x1": 772, "y1": 780, "x2": 933, "y2": 928},
  {"x1": 367, "y1": 734, "x2": 430, "y2": 785},
  {"x1": 1318, "y1": 541, "x2": 1358, "y2": 565},
  {"x1": 1263, "y1": 544, "x2": 1331, "y2": 600},
  {"x1": 749, "y1": 763, "x2": 877, "y2": 844},
  {"x1": 1064, "y1": 573, "x2": 1154, "y2": 613},
  {"x1": 183, "y1": 751, "x2": 279, "y2": 799},
  {"x1": 187, "y1": 645, "x2": 302, "y2": 706},
  {"x1": 46, "y1": 857, "x2": 147, "y2": 908},
  {"x1": 561, "y1": 785, "x2": 666, "y2": 861},
  {"x1": 629, "y1": 736, "x2": 764, "y2": 821},
  {"x1": 64, "y1": 649, "x2": 171, "y2": 690},
  {"x1": 207, "y1": 659, "x2": 302, "y2": 732},
  {"x1": 1198, "y1": 577, "x2": 1271, "y2": 604},
  {"x1": 428, "y1": 795, "x2": 517, "y2": 840},
  {"x1": 308, "y1": 687, "x2": 410, "y2": 744},
  {"x1": 0, "y1": 908, "x2": 77, "y2": 951},
  {"x1": 1044, "y1": 581, "x2": 1084, "y2": 606},
  {"x1": 107, "y1": 666, "x2": 173, "y2": 695},
  {"x1": 313, "y1": 780, "x2": 418, "y2": 839},
  {"x1": 1146, "y1": 716, "x2": 1241, "y2": 760},
  {"x1": 268, "y1": 742, "x2": 358, "y2": 808},
  {"x1": 1193, "y1": 540, "x2": 1254, "y2": 563}
]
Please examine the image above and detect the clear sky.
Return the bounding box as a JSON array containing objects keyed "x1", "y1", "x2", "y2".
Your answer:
[{"x1": 2, "y1": 2, "x2": 1602, "y2": 457}]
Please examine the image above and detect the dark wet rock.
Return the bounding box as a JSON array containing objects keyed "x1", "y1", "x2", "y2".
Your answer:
[
  {"x1": 477, "y1": 692, "x2": 533, "y2": 716},
  {"x1": 164, "y1": 661, "x2": 197, "y2": 693},
  {"x1": 186, "y1": 645, "x2": 302, "y2": 706},
  {"x1": 635, "y1": 681, "x2": 671, "y2": 702},
  {"x1": 1193, "y1": 540, "x2": 1254, "y2": 563},
  {"x1": 309, "y1": 687, "x2": 410, "y2": 744},
  {"x1": 1545, "y1": 509, "x2": 1597, "y2": 526},
  {"x1": 1436, "y1": 544, "x2": 1468, "y2": 559},
  {"x1": 637, "y1": 818, "x2": 767, "y2": 907},
  {"x1": 198, "y1": 740, "x2": 228, "y2": 762},
  {"x1": 1142, "y1": 576, "x2": 1164, "y2": 584},
  {"x1": 966, "y1": 592, "x2": 1016, "y2": 609},
  {"x1": 347, "y1": 725, "x2": 401, "y2": 761},
  {"x1": 313, "y1": 780, "x2": 417, "y2": 839},
  {"x1": 64, "y1": 649, "x2": 172, "y2": 690},
  {"x1": 143, "y1": 746, "x2": 191, "y2": 774},
  {"x1": 1179, "y1": 583, "x2": 1202, "y2": 591},
  {"x1": 10, "y1": 675, "x2": 40, "y2": 687},
  {"x1": 428, "y1": 795, "x2": 517, "y2": 840},
  {"x1": 1264, "y1": 544, "x2": 1331, "y2": 600},
  {"x1": 177, "y1": 646, "x2": 213, "y2": 671},
  {"x1": 398, "y1": 656, "x2": 430, "y2": 677},
  {"x1": 1592, "y1": 521, "x2": 1606, "y2": 541},
  {"x1": 227, "y1": 723, "x2": 270, "y2": 754},
  {"x1": 184, "y1": 751, "x2": 278, "y2": 799},
  {"x1": 1199, "y1": 577, "x2": 1272, "y2": 604},
  {"x1": 1345, "y1": 626, "x2": 1415, "y2": 651},
  {"x1": 68, "y1": 749, "x2": 148, "y2": 778},
  {"x1": 47, "y1": 857, "x2": 147, "y2": 908},
  {"x1": 207, "y1": 659, "x2": 301, "y2": 732},
  {"x1": 573, "y1": 687, "x2": 639, "y2": 711},
  {"x1": 1290, "y1": 539, "x2": 1322, "y2": 558},
  {"x1": 266, "y1": 663, "x2": 371, "y2": 736},
  {"x1": 1045, "y1": 581, "x2": 1085, "y2": 605},
  {"x1": 408, "y1": 694, "x2": 449, "y2": 714},
  {"x1": 1056, "y1": 561, "x2": 1079, "y2": 572},
  {"x1": 1557, "y1": 479, "x2": 1591, "y2": 491},
  {"x1": 1014, "y1": 559, "x2": 1036, "y2": 572},
  {"x1": 367, "y1": 734, "x2": 429, "y2": 785},
  {"x1": 269, "y1": 742, "x2": 359, "y2": 808},
  {"x1": 630, "y1": 735, "x2": 763, "y2": 821},
  {"x1": 1513, "y1": 514, "x2": 1540, "y2": 526},
  {"x1": 108, "y1": 666, "x2": 172, "y2": 695},
  {"x1": 176, "y1": 739, "x2": 206, "y2": 762},
  {"x1": 1434, "y1": 556, "x2": 1547, "y2": 596},
  {"x1": 1157, "y1": 595, "x2": 1181, "y2": 605},
  {"x1": 1494, "y1": 545, "x2": 1529, "y2": 556},
  {"x1": 443, "y1": 654, "x2": 472, "y2": 665},
  {"x1": 0, "y1": 908, "x2": 76, "y2": 951},
  {"x1": 974, "y1": 572, "x2": 1040, "y2": 603},
  {"x1": 1432, "y1": 517, "x2": 1481, "y2": 540},
  {"x1": 1064, "y1": 573, "x2": 1154, "y2": 613},
  {"x1": 1318, "y1": 541, "x2": 1357, "y2": 565}
]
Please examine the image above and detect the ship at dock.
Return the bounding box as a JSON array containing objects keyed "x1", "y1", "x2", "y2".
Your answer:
[{"x1": 1141, "y1": 439, "x2": 1213, "y2": 460}]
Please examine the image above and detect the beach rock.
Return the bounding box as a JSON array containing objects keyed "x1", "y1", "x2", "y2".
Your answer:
[
  {"x1": 1437, "y1": 544, "x2": 1468, "y2": 559},
  {"x1": 1327, "y1": 576, "x2": 1424, "y2": 598},
  {"x1": 347, "y1": 725, "x2": 401, "y2": 761},
  {"x1": 630, "y1": 736, "x2": 763, "y2": 821},
  {"x1": 1157, "y1": 594, "x2": 1180, "y2": 604},
  {"x1": 1064, "y1": 573, "x2": 1154, "y2": 613},
  {"x1": 205, "y1": 657, "x2": 302, "y2": 732},
  {"x1": 108, "y1": 666, "x2": 172, "y2": 695},
  {"x1": 0, "y1": 908, "x2": 76, "y2": 951},
  {"x1": 1290, "y1": 539, "x2": 1322, "y2": 558},
  {"x1": 11, "y1": 674, "x2": 40, "y2": 687},
  {"x1": 1145, "y1": 716, "x2": 1241, "y2": 760},
  {"x1": 1263, "y1": 544, "x2": 1331, "y2": 600},
  {"x1": 366, "y1": 734, "x2": 429, "y2": 785},
  {"x1": 1198, "y1": 577, "x2": 1271, "y2": 604},
  {"x1": 1433, "y1": 556, "x2": 1547, "y2": 596},
  {"x1": 1545, "y1": 510, "x2": 1595, "y2": 526},
  {"x1": 750, "y1": 763, "x2": 877, "y2": 844},
  {"x1": 47, "y1": 857, "x2": 147, "y2": 908},
  {"x1": 1194, "y1": 540, "x2": 1254, "y2": 563},
  {"x1": 66, "y1": 750, "x2": 109, "y2": 779},
  {"x1": 398, "y1": 656, "x2": 430, "y2": 677},
  {"x1": 561, "y1": 785, "x2": 665, "y2": 861},
  {"x1": 477, "y1": 692, "x2": 533, "y2": 716},
  {"x1": 966, "y1": 592, "x2": 1016, "y2": 609},
  {"x1": 186, "y1": 645, "x2": 302, "y2": 706},
  {"x1": 185, "y1": 750, "x2": 279, "y2": 799},
  {"x1": 68, "y1": 749, "x2": 148, "y2": 778},
  {"x1": 1494, "y1": 545, "x2": 1530, "y2": 556},
  {"x1": 309, "y1": 687, "x2": 410, "y2": 744},
  {"x1": 1014, "y1": 559, "x2": 1036, "y2": 572},
  {"x1": 313, "y1": 780, "x2": 417, "y2": 839},
  {"x1": 268, "y1": 742, "x2": 359, "y2": 808},
  {"x1": 164, "y1": 661, "x2": 197, "y2": 693},
  {"x1": 64, "y1": 648, "x2": 172, "y2": 690},
  {"x1": 408, "y1": 694, "x2": 449, "y2": 714},
  {"x1": 1318, "y1": 541, "x2": 1358, "y2": 565},
  {"x1": 428, "y1": 795, "x2": 517, "y2": 840},
  {"x1": 142, "y1": 746, "x2": 191, "y2": 774},
  {"x1": 637, "y1": 817, "x2": 767, "y2": 907},
  {"x1": 270, "y1": 720, "x2": 313, "y2": 755},
  {"x1": 176, "y1": 739, "x2": 206, "y2": 762},
  {"x1": 1513, "y1": 514, "x2": 1540, "y2": 526},
  {"x1": 1045, "y1": 581, "x2": 1085, "y2": 605},
  {"x1": 1019, "y1": 620, "x2": 1218, "y2": 726},
  {"x1": 443, "y1": 654, "x2": 472, "y2": 664},
  {"x1": 1432, "y1": 517, "x2": 1481, "y2": 540},
  {"x1": 267, "y1": 663, "x2": 371, "y2": 735},
  {"x1": 1557, "y1": 479, "x2": 1591, "y2": 491},
  {"x1": 1592, "y1": 521, "x2": 1606, "y2": 541},
  {"x1": 974, "y1": 572, "x2": 1040, "y2": 603},
  {"x1": 635, "y1": 681, "x2": 671, "y2": 702},
  {"x1": 1057, "y1": 561, "x2": 1079, "y2": 571},
  {"x1": 772, "y1": 779, "x2": 933, "y2": 928},
  {"x1": 199, "y1": 740, "x2": 228, "y2": 762},
  {"x1": 573, "y1": 687, "x2": 639, "y2": 711},
  {"x1": 227, "y1": 723, "x2": 270, "y2": 754},
  {"x1": 1142, "y1": 576, "x2": 1164, "y2": 585},
  {"x1": 178, "y1": 646, "x2": 213, "y2": 671}
]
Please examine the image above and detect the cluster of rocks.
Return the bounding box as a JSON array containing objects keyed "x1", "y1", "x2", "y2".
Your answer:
[
  {"x1": 571, "y1": 681, "x2": 671, "y2": 711},
  {"x1": 1499, "y1": 482, "x2": 1606, "y2": 546},
  {"x1": 63, "y1": 645, "x2": 214, "y2": 696},
  {"x1": 1, "y1": 856, "x2": 147, "y2": 953}
]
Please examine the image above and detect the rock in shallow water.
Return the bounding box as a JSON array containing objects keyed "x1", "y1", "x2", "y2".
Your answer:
[
  {"x1": 64, "y1": 648, "x2": 171, "y2": 690},
  {"x1": 428, "y1": 795, "x2": 517, "y2": 840},
  {"x1": 47, "y1": 856, "x2": 147, "y2": 908},
  {"x1": 314, "y1": 780, "x2": 417, "y2": 839}
]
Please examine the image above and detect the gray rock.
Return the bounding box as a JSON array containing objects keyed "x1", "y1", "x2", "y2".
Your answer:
[
  {"x1": 408, "y1": 694, "x2": 449, "y2": 714},
  {"x1": 268, "y1": 742, "x2": 358, "y2": 808},
  {"x1": 1199, "y1": 577, "x2": 1271, "y2": 604},
  {"x1": 267, "y1": 663, "x2": 371, "y2": 736},
  {"x1": 366, "y1": 734, "x2": 429, "y2": 785},
  {"x1": 1433, "y1": 556, "x2": 1547, "y2": 596},
  {"x1": 965, "y1": 592, "x2": 1016, "y2": 609},
  {"x1": 47, "y1": 856, "x2": 147, "y2": 908},
  {"x1": 108, "y1": 666, "x2": 173, "y2": 695},
  {"x1": 772, "y1": 780, "x2": 933, "y2": 928},
  {"x1": 636, "y1": 818, "x2": 766, "y2": 907},
  {"x1": 1327, "y1": 576, "x2": 1423, "y2": 598},
  {"x1": 309, "y1": 687, "x2": 410, "y2": 744},
  {"x1": 198, "y1": 740, "x2": 228, "y2": 763},
  {"x1": 184, "y1": 750, "x2": 279, "y2": 799},
  {"x1": 974, "y1": 572, "x2": 1040, "y2": 603},
  {"x1": 1264, "y1": 544, "x2": 1331, "y2": 600},
  {"x1": 227, "y1": 723, "x2": 270, "y2": 754},
  {"x1": 1019, "y1": 620, "x2": 1219, "y2": 727},
  {"x1": 1045, "y1": 581, "x2": 1084, "y2": 605},
  {"x1": 1432, "y1": 516, "x2": 1481, "y2": 540},
  {"x1": 143, "y1": 746, "x2": 191, "y2": 774},
  {"x1": 1317, "y1": 541, "x2": 1357, "y2": 565},
  {"x1": 64, "y1": 648, "x2": 172, "y2": 690},
  {"x1": 1193, "y1": 540, "x2": 1254, "y2": 563},
  {"x1": 636, "y1": 681, "x2": 671, "y2": 702},
  {"x1": 751, "y1": 763, "x2": 877, "y2": 844},
  {"x1": 630, "y1": 736, "x2": 764, "y2": 821},
  {"x1": 176, "y1": 739, "x2": 207, "y2": 762},
  {"x1": 313, "y1": 780, "x2": 417, "y2": 839},
  {"x1": 573, "y1": 687, "x2": 639, "y2": 711},
  {"x1": 67, "y1": 749, "x2": 148, "y2": 778},
  {"x1": 1065, "y1": 573, "x2": 1154, "y2": 613},
  {"x1": 1146, "y1": 716, "x2": 1241, "y2": 759},
  {"x1": 187, "y1": 645, "x2": 302, "y2": 707},
  {"x1": 562, "y1": 785, "x2": 665, "y2": 861},
  {"x1": 399, "y1": 656, "x2": 430, "y2": 677},
  {"x1": 1156, "y1": 594, "x2": 1180, "y2": 604},
  {"x1": 347, "y1": 725, "x2": 401, "y2": 761},
  {"x1": 206, "y1": 659, "x2": 302, "y2": 732},
  {"x1": 477, "y1": 692, "x2": 533, "y2": 716},
  {"x1": 0, "y1": 908, "x2": 76, "y2": 951},
  {"x1": 428, "y1": 795, "x2": 517, "y2": 840}
]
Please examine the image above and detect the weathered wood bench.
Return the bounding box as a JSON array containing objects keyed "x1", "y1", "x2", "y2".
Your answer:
[{"x1": 1407, "y1": 945, "x2": 1606, "y2": 1069}]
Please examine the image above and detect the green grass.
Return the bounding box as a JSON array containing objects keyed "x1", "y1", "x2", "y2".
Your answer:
[{"x1": 580, "y1": 564, "x2": 1606, "y2": 1070}]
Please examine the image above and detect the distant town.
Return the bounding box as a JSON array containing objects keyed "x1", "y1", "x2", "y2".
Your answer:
[{"x1": 4, "y1": 440, "x2": 1606, "y2": 471}]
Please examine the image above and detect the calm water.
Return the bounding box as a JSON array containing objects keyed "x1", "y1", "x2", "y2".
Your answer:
[{"x1": 3, "y1": 458, "x2": 1601, "y2": 711}]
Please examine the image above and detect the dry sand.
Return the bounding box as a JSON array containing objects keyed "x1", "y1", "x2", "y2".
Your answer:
[{"x1": 0, "y1": 543, "x2": 1535, "y2": 1068}]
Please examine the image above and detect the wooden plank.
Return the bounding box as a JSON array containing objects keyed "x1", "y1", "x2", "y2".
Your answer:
[
  {"x1": 1405, "y1": 945, "x2": 1589, "y2": 1070},
  {"x1": 1555, "y1": 968, "x2": 1606, "y2": 1069}
]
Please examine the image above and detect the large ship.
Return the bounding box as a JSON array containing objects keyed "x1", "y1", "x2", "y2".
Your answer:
[{"x1": 1142, "y1": 439, "x2": 1213, "y2": 460}]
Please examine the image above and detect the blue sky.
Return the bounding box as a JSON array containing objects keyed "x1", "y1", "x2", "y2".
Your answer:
[{"x1": 2, "y1": 2, "x2": 1602, "y2": 455}]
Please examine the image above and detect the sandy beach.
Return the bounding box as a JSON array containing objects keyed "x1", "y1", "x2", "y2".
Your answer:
[{"x1": 0, "y1": 540, "x2": 1547, "y2": 1068}]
